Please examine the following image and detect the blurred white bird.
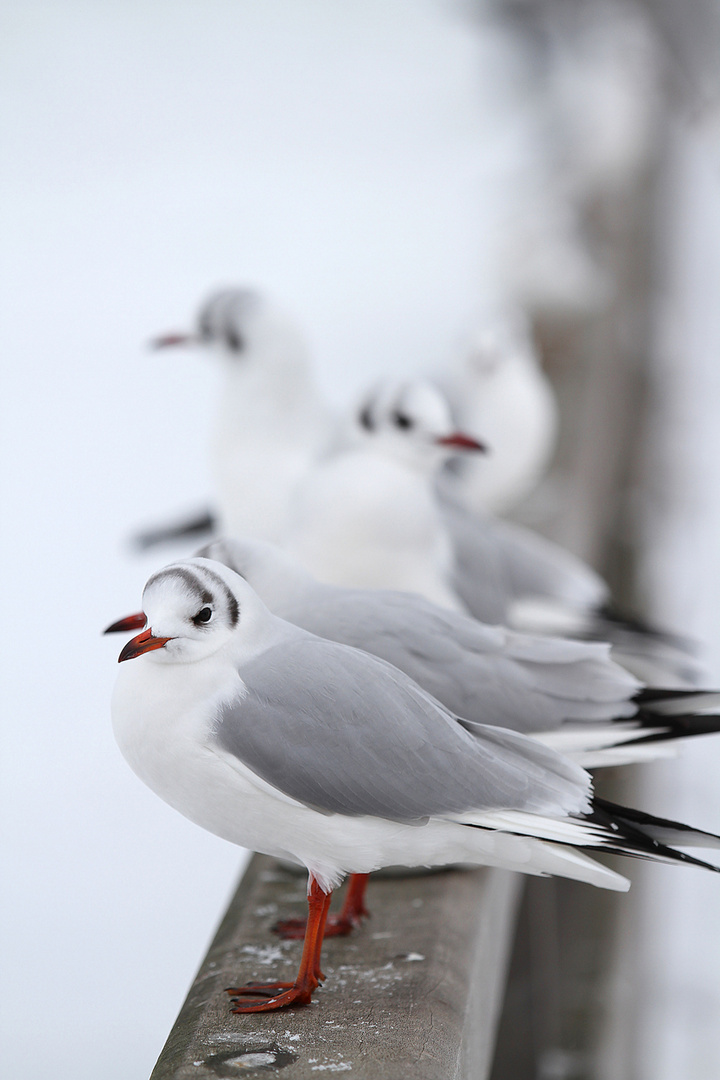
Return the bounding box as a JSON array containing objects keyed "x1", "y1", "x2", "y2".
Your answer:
[
  {"x1": 142, "y1": 287, "x2": 336, "y2": 545},
  {"x1": 110, "y1": 558, "x2": 720, "y2": 1010},
  {"x1": 439, "y1": 306, "x2": 558, "y2": 515},
  {"x1": 285, "y1": 379, "x2": 487, "y2": 611},
  {"x1": 136, "y1": 294, "x2": 558, "y2": 549},
  {"x1": 285, "y1": 379, "x2": 701, "y2": 685}
]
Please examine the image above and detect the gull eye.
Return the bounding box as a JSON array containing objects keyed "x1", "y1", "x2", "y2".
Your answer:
[
  {"x1": 392, "y1": 410, "x2": 413, "y2": 430},
  {"x1": 193, "y1": 606, "x2": 213, "y2": 626}
]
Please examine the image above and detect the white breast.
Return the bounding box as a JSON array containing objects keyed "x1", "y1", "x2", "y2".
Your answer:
[{"x1": 287, "y1": 451, "x2": 464, "y2": 611}]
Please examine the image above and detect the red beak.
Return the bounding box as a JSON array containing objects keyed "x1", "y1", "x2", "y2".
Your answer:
[
  {"x1": 104, "y1": 612, "x2": 147, "y2": 634},
  {"x1": 436, "y1": 432, "x2": 488, "y2": 453},
  {"x1": 118, "y1": 628, "x2": 172, "y2": 663},
  {"x1": 150, "y1": 332, "x2": 196, "y2": 349}
]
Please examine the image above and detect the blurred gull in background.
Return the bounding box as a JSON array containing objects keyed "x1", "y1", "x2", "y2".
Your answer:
[
  {"x1": 439, "y1": 305, "x2": 558, "y2": 515},
  {"x1": 139, "y1": 289, "x2": 559, "y2": 548},
  {"x1": 284, "y1": 377, "x2": 700, "y2": 684},
  {"x1": 285, "y1": 379, "x2": 486, "y2": 610},
  {"x1": 149, "y1": 287, "x2": 337, "y2": 544}
]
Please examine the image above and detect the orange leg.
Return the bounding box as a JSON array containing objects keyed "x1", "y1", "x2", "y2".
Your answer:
[
  {"x1": 226, "y1": 876, "x2": 332, "y2": 1012},
  {"x1": 275, "y1": 873, "x2": 370, "y2": 940}
]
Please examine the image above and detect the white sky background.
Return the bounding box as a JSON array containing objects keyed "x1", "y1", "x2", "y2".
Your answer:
[{"x1": 0, "y1": 3, "x2": 518, "y2": 1077}]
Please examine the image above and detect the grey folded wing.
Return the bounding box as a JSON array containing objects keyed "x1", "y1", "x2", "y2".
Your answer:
[
  {"x1": 213, "y1": 633, "x2": 590, "y2": 821},
  {"x1": 439, "y1": 494, "x2": 609, "y2": 622},
  {"x1": 279, "y1": 587, "x2": 638, "y2": 732}
]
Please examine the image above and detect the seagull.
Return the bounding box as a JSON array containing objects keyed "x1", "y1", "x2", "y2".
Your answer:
[
  {"x1": 108, "y1": 536, "x2": 720, "y2": 938},
  {"x1": 137, "y1": 287, "x2": 336, "y2": 547},
  {"x1": 438, "y1": 306, "x2": 558, "y2": 515},
  {"x1": 110, "y1": 558, "x2": 720, "y2": 1012},
  {"x1": 285, "y1": 379, "x2": 487, "y2": 612},
  {"x1": 286, "y1": 378, "x2": 700, "y2": 685}
]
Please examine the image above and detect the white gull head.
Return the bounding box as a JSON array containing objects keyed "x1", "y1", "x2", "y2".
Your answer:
[
  {"x1": 119, "y1": 558, "x2": 276, "y2": 667},
  {"x1": 353, "y1": 379, "x2": 486, "y2": 472}
]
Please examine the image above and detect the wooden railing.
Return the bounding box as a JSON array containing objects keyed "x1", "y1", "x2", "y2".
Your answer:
[{"x1": 150, "y1": 857, "x2": 521, "y2": 1080}]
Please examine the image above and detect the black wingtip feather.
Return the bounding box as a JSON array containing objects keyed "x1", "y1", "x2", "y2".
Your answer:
[
  {"x1": 633, "y1": 688, "x2": 720, "y2": 705},
  {"x1": 590, "y1": 798, "x2": 720, "y2": 872},
  {"x1": 629, "y1": 709, "x2": 720, "y2": 743}
]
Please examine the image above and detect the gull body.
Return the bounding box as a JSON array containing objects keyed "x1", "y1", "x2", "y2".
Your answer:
[
  {"x1": 201, "y1": 536, "x2": 639, "y2": 736},
  {"x1": 112, "y1": 558, "x2": 628, "y2": 893},
  {"x1": 111, "y1": 559, "x2": 720, "y2": 1010}
]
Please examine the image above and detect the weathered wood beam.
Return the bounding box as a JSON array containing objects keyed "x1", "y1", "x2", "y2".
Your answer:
[{"x1": 150, "y1": 857, "x2": 521, "y2": 1080}]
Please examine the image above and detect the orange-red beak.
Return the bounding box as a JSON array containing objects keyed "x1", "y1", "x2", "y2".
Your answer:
[
  {"x1": 436, "y1": 432, "x2": 488, "y2": 453},
  {"x1": 117, "y1": 628, "x2": 172, "y2": 663},
  {"x1": 104, "y1": 612, "x2": 147, "y2": 634},
  {"x1": 150, "y1": 332, "x2": 196, "y2": 349}
]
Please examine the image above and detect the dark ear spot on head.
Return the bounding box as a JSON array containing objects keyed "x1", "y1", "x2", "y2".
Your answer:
[
  {"x1": 195, "y1": 565, "x2": 241, "y2": 631},
  {"x1": 392, "y1": 410, "x2": 413, "y2": 430},
  {"x1": 225, "y1": 327, "x2": 245, "y2": 352},
  {"x1": 359, "y1": 402, "x2": 375, "y2": 431},
  {"x1": 227, "y1": 593, "x2": 239, "y2": 629}
]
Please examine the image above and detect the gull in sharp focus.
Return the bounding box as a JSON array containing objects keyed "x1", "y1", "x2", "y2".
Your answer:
[
  {"x1": 110, "y1": 558, "x2": 720, "y2": 1011},
  {"x1": 108, "y1": 537, "x2": 720, "y2": 936}
]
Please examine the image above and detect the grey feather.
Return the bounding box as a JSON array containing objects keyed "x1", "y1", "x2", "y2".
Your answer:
[
  {"x1": 438, "y1": 493, "x2": 609, "y2": 620},
  {"x1": 214, "y1": 630, "x2": 591, "y2": 821},
  {"x1": 201, "y1": 538, "x2": 638, "y2": 735},
  {"x1": 282, "y1": 590, "x2": 637, "y2": 731}
]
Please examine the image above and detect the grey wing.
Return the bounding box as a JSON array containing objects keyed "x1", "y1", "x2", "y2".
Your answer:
[
  {"x1": 439, "y1": 494, "x2": 609, "y2": 620},
  {"x1": 281, "y1": 588, "x2": 639, "y2": 732},
  {"x1": 213, "y1": 633, "x2": 590, "y2": 821}
]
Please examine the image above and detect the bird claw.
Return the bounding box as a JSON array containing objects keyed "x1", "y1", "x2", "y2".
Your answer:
[
  {"x1": 226, "y1": 980, "x2": 294, "y2": 998},
  {"x1": 225, "y1": 979, "x2": 318, "y2": 1013}
]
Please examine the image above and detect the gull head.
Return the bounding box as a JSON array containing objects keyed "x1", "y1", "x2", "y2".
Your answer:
[
  {"x1": 195, "y1": 288, "x2": 263, "y2": 353},
  {"x1": 116, "y1": 558, "x2": 261, "y2": 665},
  {"x1": 152, "y1": 287, "x2": 305, "y2": 368},
  {"x1": 354, "y1": 380, "x2": 487, "y2": 471}
]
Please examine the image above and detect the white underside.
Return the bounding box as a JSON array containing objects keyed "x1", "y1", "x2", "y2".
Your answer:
[
  {"x1": 287, "y1": 452, "x2": 466, "y2": 612},
  {"x1": 112, "y1": 654, "x2": 629, "y2": 895}
]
